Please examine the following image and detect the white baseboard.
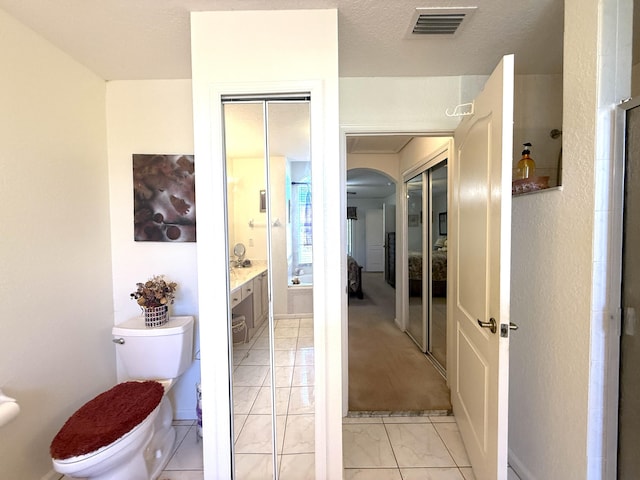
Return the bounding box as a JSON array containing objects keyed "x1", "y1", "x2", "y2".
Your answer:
[
  {"x1": 394, "y1": 317, "x2": 403, "y2": 330},
  {"x1": 509, "y1": 448, "x2": 535, "y2": 480},
  {"x1": 274, "y1": 313, "x2": 313, "y2": 319},
  {"x1": 41, "y1": 470, "x2": 62, "y2": 480}
]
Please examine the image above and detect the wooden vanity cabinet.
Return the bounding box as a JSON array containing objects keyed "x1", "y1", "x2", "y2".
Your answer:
[{"x1": 252, "y1": 271, "x2": 268, "y2": 329}]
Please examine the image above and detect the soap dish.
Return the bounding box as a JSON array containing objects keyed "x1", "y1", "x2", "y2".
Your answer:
[{"x1": 512, "y1": 176, "x2": 550, "y2": 195}]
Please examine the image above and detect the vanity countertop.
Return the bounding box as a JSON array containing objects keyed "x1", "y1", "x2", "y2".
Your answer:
[{"x1": 230, "y1": 262, "x2": 267, "y2": 292}]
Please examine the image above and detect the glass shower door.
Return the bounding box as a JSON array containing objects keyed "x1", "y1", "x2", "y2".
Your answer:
[{"x1": 618, "y1": 102, "x2": 640, "y2": 478}]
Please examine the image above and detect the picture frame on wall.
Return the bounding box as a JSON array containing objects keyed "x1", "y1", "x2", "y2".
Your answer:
[
  {"x1": 132, "y1": 154, "x2": 196, "y2": 242},
  {"x1": 260, "y1": 190, "x2": 267, "y2": 212},
  {"x1": 408, "y1": 214, "x2": 419, "y2": 227},
  {"x1": 439, "y1": 212, "x2": 447, "y2": 236}
]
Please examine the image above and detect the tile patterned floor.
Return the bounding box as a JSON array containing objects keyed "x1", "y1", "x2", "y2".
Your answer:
[
  {"x1": 342, "y1": 416, "x2": 473, "y2": 479},
  {"x1": 154, "y1": 416, "x2": 521, "y2": 480},
  {"x1": 232, "y1": 316, "x2": 316, "y2": 479},
  {"x1": 62, "y1": 315, "x2": 522, "y2": 479}
]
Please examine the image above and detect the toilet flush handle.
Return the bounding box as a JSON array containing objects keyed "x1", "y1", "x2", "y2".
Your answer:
[{"x1": 112, "y1": 338, "x2": 125, "y2": 345}]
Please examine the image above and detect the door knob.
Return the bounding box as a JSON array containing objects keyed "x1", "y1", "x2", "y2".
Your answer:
[
  {"x1": 477, "y1": 317, "x2": 497, "y2": 334},
  {"x1": 509, "y1": 322, "x2": 519, "y2": 330}
]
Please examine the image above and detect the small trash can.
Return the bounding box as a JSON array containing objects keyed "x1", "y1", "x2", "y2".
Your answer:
[
  {"x1": 231, "y1": 314, "x2": 248, "y2": 344},
  {"x1": 196, "y1": 382, "x2": 203, "y2": 439}
]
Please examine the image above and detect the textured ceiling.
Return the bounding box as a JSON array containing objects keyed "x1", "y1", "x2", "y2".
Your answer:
[{"x1": 0, "y1": 0, "x2": 565, "y2": 80}]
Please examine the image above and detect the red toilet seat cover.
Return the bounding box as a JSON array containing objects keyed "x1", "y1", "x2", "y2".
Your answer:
[{"x1": 50, "y1": 381, "x2": 164, "y2": 460}]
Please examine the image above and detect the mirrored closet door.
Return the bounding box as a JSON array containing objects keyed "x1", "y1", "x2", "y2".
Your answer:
[
  {"x1": 223, "y1": 96, "x2": 312, "y2": 479},
  {"x1": 404, "y1": 158, "x2": 448, "y2": 373},
  {"x1": 428, "y1": 162, "x2": 448, "y2": 371},
  {"x1": 406, "y1": 172, "x2": 425, "y2": 349}
]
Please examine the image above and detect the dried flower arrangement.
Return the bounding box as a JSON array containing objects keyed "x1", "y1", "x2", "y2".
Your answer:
[{"x1": 130, "y1": 275, "x2": 177, "y2": 308}]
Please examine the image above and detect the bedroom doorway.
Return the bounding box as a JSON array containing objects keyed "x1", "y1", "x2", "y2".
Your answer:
[
  {"x1": 404, "y1": 152, "x2": 448, "y2": 374},
  {"x1": 345, "y1": 138, "x2": 451, "y2": 414}
]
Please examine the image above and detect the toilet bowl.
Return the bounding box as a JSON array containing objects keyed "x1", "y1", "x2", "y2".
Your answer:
[{"x1": 50, "y1": 315, "x2": 194, "y2": 480}]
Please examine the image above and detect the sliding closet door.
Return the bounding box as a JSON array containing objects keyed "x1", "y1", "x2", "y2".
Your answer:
[
  {"x1": 427, "y1": 161, "x2": 448, "y2": 370},
  {"x1": 223, "y1": 97, "x2": 312, "y2": 479},
  {"x1": 404, "y1": 156, "x2": 448, "y2": 371},
  {"x1": 406, "y1": 172, "x2": 426, "y2": 349},
  {"x1": 223, "y1": 101, "x2": 276, "y2": 479}
]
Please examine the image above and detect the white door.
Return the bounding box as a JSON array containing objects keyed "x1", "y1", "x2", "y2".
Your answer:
[
  {"x1": 450, "y1": 55, "x2": 513, "y2": 479},
  {"x1": 365, "y1": 209, "x2": 384, "y2": 271}
]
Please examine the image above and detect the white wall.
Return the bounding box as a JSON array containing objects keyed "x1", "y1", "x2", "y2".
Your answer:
[
  {"x1": 340, "y1": 77, "x2": 462, "y2": 132},
  {"x1": 105, "y1": 80, "x2": 200, "y2": 419},
  {"x1": 228, "y1": 157, "x2": 268, "y2": 262},
  {"x1": 190, "y1": 10, "x2": 340, "y2": 479},
  {"x1": 508, "y1": 0, "x2": 632, "y2": 478},
  {"x1": 347, "y1": 153, "x2": 400, "y2": 182},
  {"x1": 0, "y1": 9, "x2": 114, "y2": 478}
]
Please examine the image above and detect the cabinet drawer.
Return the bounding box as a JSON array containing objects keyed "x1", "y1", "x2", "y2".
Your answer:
[
  {"x1": 230, "y1": 288, "x2": 242, "y2": 307},
  {"x1": 242, "y1": 281, "x2": 254, "y2": 299}
]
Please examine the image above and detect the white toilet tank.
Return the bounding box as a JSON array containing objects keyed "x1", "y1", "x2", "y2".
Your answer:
[{"x1": 112, "y1": 315, "x2": 194, "y2": 380}]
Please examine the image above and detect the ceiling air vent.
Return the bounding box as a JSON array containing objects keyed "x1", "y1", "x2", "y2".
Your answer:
[{"x1": 410, "y1": 7, "x2": 477, "y2": 36}]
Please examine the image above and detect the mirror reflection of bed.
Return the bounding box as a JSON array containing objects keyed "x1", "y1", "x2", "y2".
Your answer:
[
  {"x1": 347, "y1": 256, "x2": 363, "y2": 300},
  {"x1": 408, "y1": 246, "x2": 447, "y2": 298}
]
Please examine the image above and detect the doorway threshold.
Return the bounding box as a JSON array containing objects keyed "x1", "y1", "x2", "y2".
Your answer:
[{"x1": 346, "y1": 409, "x2": 451, "y2": 418}]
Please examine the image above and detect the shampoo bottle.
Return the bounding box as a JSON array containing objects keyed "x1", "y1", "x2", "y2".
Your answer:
[{"x1": 516, "y1": 142, "x2": 536, "y2": 179}]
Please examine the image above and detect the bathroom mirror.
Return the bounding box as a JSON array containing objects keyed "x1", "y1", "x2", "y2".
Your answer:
[
  {"x1": 234, "y1": 243, "x2": 246, "y2": 265},
  {"x1": 223, "y1": 97, "x2": 314, "y2": 479}
]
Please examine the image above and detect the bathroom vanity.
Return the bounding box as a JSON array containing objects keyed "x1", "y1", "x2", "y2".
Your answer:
[{"x1": 229, "y1": 263, "x2": 268, "y2": 340}]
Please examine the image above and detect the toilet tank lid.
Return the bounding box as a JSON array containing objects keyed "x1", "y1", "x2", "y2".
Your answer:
[{"x1": 112, "y1": 315, "x2": 194, "y2": 337}]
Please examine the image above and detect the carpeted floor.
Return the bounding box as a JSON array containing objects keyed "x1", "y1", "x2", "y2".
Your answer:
[{"x1": 348, "y1": 272, "x2": 451, "y2": 415}]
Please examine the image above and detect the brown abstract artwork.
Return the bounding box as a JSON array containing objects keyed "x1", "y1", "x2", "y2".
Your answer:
[{"x1": 133, "y1": 154, "x2": 196, "y2": 242}]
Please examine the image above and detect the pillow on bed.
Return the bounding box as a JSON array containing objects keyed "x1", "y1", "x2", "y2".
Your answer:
[{"x1": 434, "y1": 236, "x2": 447, "y2": 249}]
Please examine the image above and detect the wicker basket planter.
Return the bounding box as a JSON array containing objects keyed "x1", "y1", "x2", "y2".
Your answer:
[{"x1": 143, "y1": 305, "x2": 169, "y2": 328}]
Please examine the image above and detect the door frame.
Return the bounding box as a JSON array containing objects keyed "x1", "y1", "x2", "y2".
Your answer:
[
  {"x1": 196, "y1": 79, "x2": 339, "y2": 479},
  {"x1": 340, "y1": 128, "x2": 452, "y2": 415}
]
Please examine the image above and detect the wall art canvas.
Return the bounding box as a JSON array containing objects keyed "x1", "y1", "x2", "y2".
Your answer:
[{"x1": 133, "y1": 154, "x2": 196, "y2": 242}]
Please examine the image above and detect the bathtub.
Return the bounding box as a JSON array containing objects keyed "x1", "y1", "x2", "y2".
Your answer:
[{"x1": 287, "y1": 274, "x2": 313, "y2": 315}]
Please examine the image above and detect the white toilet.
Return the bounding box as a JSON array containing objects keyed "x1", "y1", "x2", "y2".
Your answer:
[{"x1": 50, "y1": 315, "x2": 194, "y2": 480}]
